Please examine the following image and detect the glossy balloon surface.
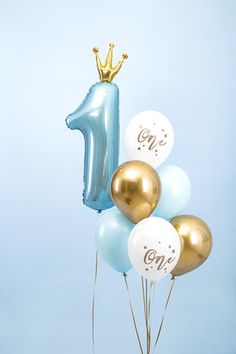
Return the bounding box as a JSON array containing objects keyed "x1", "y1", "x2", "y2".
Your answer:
[
  {"x1": 111, "y1": 161, "x2": 161, "y2": 224},
  {"x1": 66, "y1": 82, "x2": 119, "y2": 211},
  {"x1": 170, "y1": 215, "x2": 212, "y2": 276}
]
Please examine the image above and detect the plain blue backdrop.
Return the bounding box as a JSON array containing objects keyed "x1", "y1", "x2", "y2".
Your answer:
[{"x1": 0, "y1": 1, "x2": 235, "y2": 353}]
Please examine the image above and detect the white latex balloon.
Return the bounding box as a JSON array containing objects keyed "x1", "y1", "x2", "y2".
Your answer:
[
  {"x1": 128, "y1": 217, "x2": 181, "y2": 281},
  {"x1": 125, "y1": 111, "x2": 174, "y2": 168}
]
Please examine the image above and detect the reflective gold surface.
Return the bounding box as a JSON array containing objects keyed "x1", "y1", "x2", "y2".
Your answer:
[
  {"x1": 93, "y1": 43, "x2": 128, "y2": 83},
  {"x1": 111, "y1": 160, "x2": 161, "y2": 224},
  {"x1": 170, "y1": 215, "x2": 212, "y2": 277}
]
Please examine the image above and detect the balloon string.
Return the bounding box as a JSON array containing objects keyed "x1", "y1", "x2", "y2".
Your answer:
[
  {"x1": 92, "y1": 251, "x2": 99, "y2": 354},
  {"x1": 148, "y1": 281, "x2": 155, "y2": 353},
  {"x1": 141, "y1": 277, "x2": 151, "y2": 354},
  {"x1": 141, "y1": 276, "x2": 146, "y2": 321},
  {"x1": 152, "y1": 276, "x2": 176, "y2": 353},
  {"x1": 92, "y1": 210, "x2": 102, "y2": 354},
  {"x1": 123, "y1": 273, "x2": 144, "y2": 354},
  {"x1": 145, "y1": 279, "x2": 150, "y2": 354}
]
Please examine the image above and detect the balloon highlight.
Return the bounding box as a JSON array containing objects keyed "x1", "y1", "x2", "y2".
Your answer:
[
  {"x1": 111, "y1": 160, "x2": 161, "y2": 224},
  {"x1": 170, "y1": 215, "x2": 212, "y2": 277}
]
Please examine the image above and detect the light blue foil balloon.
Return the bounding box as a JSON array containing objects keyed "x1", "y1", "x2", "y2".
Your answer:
[
  {"x1": 153, "y1": 165, "x2": 191, "y2": 220},
  {"x1": 66, "y1": 82, "x2": 119, "y2": 211},
  {"x1": 95, "y1": 209, "x2": 134, "y2": 273}
]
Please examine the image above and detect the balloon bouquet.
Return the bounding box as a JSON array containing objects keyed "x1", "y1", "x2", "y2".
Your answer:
[{"x1": 66, "y1": 44, "x2": 212, "y2": 354}]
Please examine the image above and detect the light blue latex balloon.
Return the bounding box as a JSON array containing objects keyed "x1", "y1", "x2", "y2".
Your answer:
[
  {"x1": 95, "y1": 209, "x2": 134, "y2": 273},
  {"x1": 66, "y1": 82, "x2": 119, "y2": 211},
  {"x1": 153, "y1": 165, "x2": 191, "y2": 220}
]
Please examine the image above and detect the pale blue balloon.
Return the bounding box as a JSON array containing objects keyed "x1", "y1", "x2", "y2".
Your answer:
[
  {"x1": 66, "y1": 82, "x2": 119, "y2": 211},
  {"x1": 153, "y1": 165, "x2": 191, "y2": 220},
  {"x1": 95, "y1": 209, "x2": 134, "y2": 273}
]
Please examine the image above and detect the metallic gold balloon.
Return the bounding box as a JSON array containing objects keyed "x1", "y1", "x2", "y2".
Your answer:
[
  {"x1": 111, "y1": 161, "x2": 161, "y2": 224},
  {"x1": 170, "y1": 215, "x2": 212, "y2": 277}
]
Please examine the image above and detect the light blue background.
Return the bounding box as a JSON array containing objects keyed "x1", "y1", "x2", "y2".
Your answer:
[{"x1": 0, "y1": 1, "x2": 235, "y2": 354}]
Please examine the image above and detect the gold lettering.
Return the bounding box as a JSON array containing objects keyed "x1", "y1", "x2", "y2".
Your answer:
[
  {"x1": 144, "y1": 248, "x2": 175, "y2": 270},
  {"x1": 137, "y1": 128, "x2": 167, "y2": 151}
]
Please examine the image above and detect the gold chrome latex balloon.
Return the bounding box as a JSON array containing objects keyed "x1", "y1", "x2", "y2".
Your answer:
[
  {"x1": 110, "y1": 161, "x2": 161, "y2": 224},
  {"x1": 170, "y1": 215, "x2": 212, "y2": 277}
]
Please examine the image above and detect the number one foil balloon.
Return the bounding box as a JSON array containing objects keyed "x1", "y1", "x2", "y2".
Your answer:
[{"x1": 66, "y1": 44, "x2": 128, "y2": 211}]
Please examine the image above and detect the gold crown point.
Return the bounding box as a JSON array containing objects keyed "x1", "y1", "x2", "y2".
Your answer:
[{"x1": 93, "y1": 43, "x2": 128, "y2": 83}]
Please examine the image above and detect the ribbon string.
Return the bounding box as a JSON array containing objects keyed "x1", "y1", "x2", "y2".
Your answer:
[
  {"x1": 92, "y1": 251, "x2": 99, "y2": 354},
  {"x1": 91, "y1": 250, "x2": 175, "y2": 354},
  {"x1": 152, "y1": 276, "x2": 176, "y2": 353},
  {"x1": 145, "y1": 279, "x2": 150, "y2": 354},
  {"x1": 148, "y1": 281, "x2": 155, "y2": 353},
  {"x1": 141, "y1": 277, "x2": 152, "y2": 354},
  {"x1": 123, "y1": 274, "x2": 144, "y2": 354}
]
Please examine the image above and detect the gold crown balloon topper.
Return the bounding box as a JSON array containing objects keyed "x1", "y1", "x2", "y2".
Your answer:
[{"x1": 93, "y1": 43, "x2": 128, "y2": 83}]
